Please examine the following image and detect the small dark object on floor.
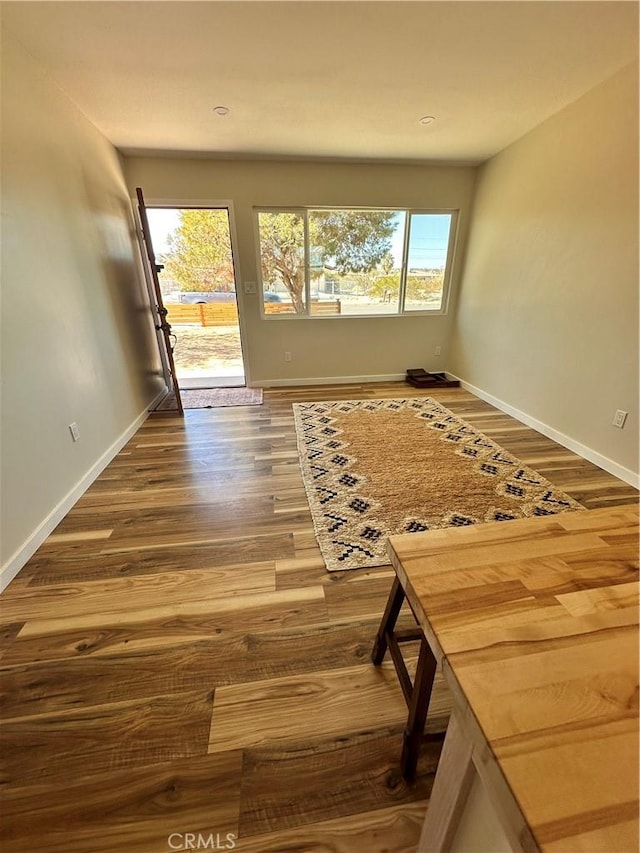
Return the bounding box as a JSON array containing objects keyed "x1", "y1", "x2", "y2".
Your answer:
[{"x1": 405, "y1": 369, "x2": 460, "y2": 389}]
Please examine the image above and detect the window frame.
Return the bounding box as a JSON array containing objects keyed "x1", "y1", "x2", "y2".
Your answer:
[
  {"x1": 254, "y1": 206, "x2": 459, "y2": 320},
  {"x1": 400, "y1": 210, "x2": 458, "y2": 314}
]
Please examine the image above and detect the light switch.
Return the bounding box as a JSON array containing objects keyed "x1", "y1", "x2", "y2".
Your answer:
[{"x1": 244, "y1": 281, "x2": 257, "y2": 294}]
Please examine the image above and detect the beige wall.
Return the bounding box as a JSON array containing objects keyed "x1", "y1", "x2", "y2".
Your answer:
[
  {"x1": 0, "y1": 33, "x2": 165, "y2": 575},
  {"x1": 122, "y1": 157, "x2": 477, "y2": 384},
  {"x1": 449, "y1": 63, "x2": 639, "y2": 478}
]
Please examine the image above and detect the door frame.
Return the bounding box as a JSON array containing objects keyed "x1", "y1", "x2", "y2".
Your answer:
[{"x1": 139, "y1": 197, "x2": 251, "y2": 388}]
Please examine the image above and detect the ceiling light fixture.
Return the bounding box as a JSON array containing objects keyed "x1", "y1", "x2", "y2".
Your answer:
[
  {"x1": 213, "y1": 105, "x2": 230, "y2": 116},
  {"x1": 419, "y1": 115, "x2": 435, "y2": 126}
]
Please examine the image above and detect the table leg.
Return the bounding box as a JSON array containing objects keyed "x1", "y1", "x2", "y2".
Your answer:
[
  {"x1": 371, "y1": 576, "x2": 406, "y2": 665},
  {"x1": 417, "y1": 709, "x2": 475, "y2": 852},
  {"x1": 401, "y1": 636, "x2": 438, "y2": 780}
]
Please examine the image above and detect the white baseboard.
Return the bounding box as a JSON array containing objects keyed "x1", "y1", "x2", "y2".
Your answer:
[
  {"x1": 148, "y1": 386, "x2": 169, "y2": 411},
  {"x1": 254, "y1": 373, "x2": 406, "y2": 388},
  {"x1": 448, "y1": 373, "x2": 639, "y2": 489},
  {"x1": 0, "y1": 387, "x2": 168, "y2": 593}
]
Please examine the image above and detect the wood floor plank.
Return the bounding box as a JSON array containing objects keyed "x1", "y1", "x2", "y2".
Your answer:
[
  {"x1": 44, "y1": 530, "x2": 114, "y2": 544},
  {"x1": 2, "y1": 562, "x2": 277, "y2": 622},
  {"x1": 239, "y1": 619, "x2": 385, "y2": 681},
  {"x1": 68, "y1": 476, "x2": 305, "y2": 512},
  {"x1": 1, "y1": 751, "x2": 242, "y2": 853},
  {"x1": 27, "y1": 534, "x2": 294, "y2": 585},
  {"x1": 0, "y1": 691, "x2": 214, "y2": 786},
  {"x1": 0, "y1": 620, "x2": 393, "y2": 717},
  {"x1": 235, "y1": 802, "x2": 427, "y2": 852},
  {"x1": 0, "y1": 641, "x2": 238, "y2": 717},
  {"x1": 0, "y1": 623, "x2": 24, "y2": 655},
  {"x1": 4, "y1": 587, "x2": 329, "y2": 664},
  {"x1": 52, "y1": 503, "x2": 312, "y2": 545},
  {"x1": 101, "y1": 513, "x2": 312, "y2": 551},
  {"x1": 323, "y1": 569, "x2": 399, "y2": 621},
  {"x1": 239, "y1": 728, "x2": 442, "y2": 836},
  {"x1": 209, "y1": 662, "x2": 452, "y2": 753},
  {"x1": 274, "y1": 554, "x2": 328, "y2": 590}
]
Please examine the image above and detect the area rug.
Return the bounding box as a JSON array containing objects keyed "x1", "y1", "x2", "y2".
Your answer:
[
  {"x1": 293, "y1": 397, "x2": 584, "y2": 571},
  {"x1": 158, "y1": 387, "x2": 263, "y2": 410}
]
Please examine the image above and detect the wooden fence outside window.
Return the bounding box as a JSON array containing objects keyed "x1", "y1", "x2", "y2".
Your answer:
[{"x1": 165, "y1": 300, "x2": 342, "y2": 326}]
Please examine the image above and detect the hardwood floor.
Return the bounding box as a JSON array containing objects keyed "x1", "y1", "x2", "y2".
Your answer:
[{"x1": 1, "y1": 383, "x2": 637, "y2": 852}]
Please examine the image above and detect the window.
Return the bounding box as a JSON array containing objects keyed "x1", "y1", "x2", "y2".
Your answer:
[
  {"x1": 257, "y1": 211, "x2": 306, "y2": 314},
  {"x1": 256, "y1": 208, "x2": 457, "y2": 317},
  {"x1": 403, "y1": 214, "x2": 453, "y2": 312}
]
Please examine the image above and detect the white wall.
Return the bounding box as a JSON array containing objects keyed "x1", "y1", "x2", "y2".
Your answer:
[
  {"x1": 451, "y1": 774, "x2": 512, "y2": 853},
  {"x1": 449, "y1": 63, "x2": 639, "y2": 480},
  {"x1": 123, "y1": 157, "x2": 477, "y2": 385},
  {"x1": 0, "y1": 33, "x2": 165, "y2": 582}
]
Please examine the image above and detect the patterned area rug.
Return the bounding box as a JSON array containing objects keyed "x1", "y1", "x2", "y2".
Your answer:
[
  {"x1": 158, "y1": 387, "x2": 263, "y2": 410},
  {"x1": 293, "y1": 397, "x2": 584, "y2": 571}
]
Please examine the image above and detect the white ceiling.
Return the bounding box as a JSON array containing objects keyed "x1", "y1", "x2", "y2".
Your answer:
[{"x1": 2, "y1": 1, "x2": 638, "y2": 163}]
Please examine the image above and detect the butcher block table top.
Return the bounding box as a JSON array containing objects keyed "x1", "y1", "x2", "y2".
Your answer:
[{"x1": 387, "y1": 505, "x2": 639, "y2": 852}]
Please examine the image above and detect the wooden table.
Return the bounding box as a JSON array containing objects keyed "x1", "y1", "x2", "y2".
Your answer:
[{"x1": 383, "y1": 505, "x2": 639, "y2": 852}]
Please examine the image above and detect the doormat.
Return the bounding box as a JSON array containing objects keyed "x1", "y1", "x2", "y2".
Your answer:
[
  {"x1": 293, "y1": 397, "x2": 583, "y2": 571},
  {"x1": 158, "y1": 387, "x2": 263, "y2": 410}
]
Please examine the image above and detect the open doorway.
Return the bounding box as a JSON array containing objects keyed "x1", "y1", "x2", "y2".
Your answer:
[{"x1": 146, "y1": 207, "x2": 245, "y2": 388}]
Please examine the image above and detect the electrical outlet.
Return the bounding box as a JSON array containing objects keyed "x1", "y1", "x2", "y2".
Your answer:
[
  {"x1": 284, "y1": 351, "x2": 292, "y2": 362},
  {"x1": 612, "y1": 410, "x2": 628, "y2": 429},
  {"x1": 244, "y1": 281, "x2": 257, "y2": 294},
  {"x1": 69, "y1": 422, "x2": 80, "y2": 442},
  {"x1": 434, "y1": 345, "x2": 441, "y2": 356}
]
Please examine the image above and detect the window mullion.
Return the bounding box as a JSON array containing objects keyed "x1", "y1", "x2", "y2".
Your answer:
[
  {"x1": 398, "y1": 212, "x2": 411, "y2": 313},
  {"x1": 304, "y1": 211, "x2": 311, "y2": 315}
]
